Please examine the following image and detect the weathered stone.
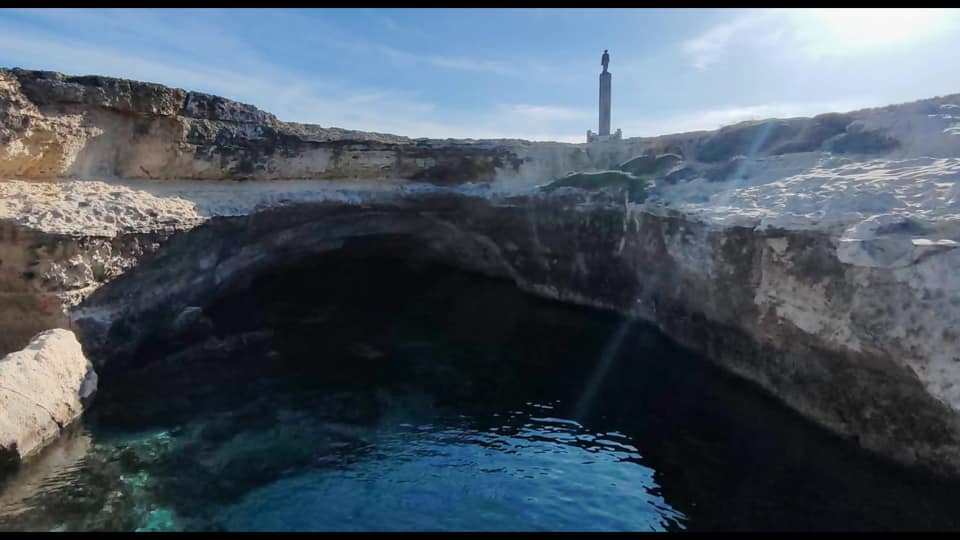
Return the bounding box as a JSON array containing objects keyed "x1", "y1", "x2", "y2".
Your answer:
[
  {"x1": 0, "y1": 329, "x2": 97, "y2": 469},
  {"x1": 829, "y1": 129, "x2": 901, "y2": 155},
  {"x1": 696, "y1": 119, "x2": 803, "y2": 163},
  {"x1": 619, "y1": 153, "x2": 682, "y2": 177},
  {"x1": 542, "y1": 170, "x2": 651, "y2": 202},
  {"x1": 0, "y1": 220, "x2": 158, "y2": 357},
  {"x1": 0, "y1": 69, "x2": 535, "y2": 184},
  {"x1": 663, "y1": 166, "x2": 698, "y2": 184},
  {"x1": 63, "y1": 192, "x2": 960, "y2": 477},
  {"x1": 3, "y1": 67, "x2": 960, "y2": 482},
  {"x1": 768, "y1": 112, "x2": 851, "y2": 155}
]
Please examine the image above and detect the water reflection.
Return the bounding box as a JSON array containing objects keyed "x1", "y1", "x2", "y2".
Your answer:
[
  {"x1": 219, "y1": 403, "x2": 686, "y2": 532},
  {"x1": 0, "y1": 425, "x2": 91, "y2": 519},
  {"x1": 0, "y1": 394, "x2": 687, "y2": 532}
]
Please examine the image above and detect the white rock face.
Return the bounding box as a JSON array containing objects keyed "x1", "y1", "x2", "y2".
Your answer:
[
  {"x1": 2, "y1": 69, "x2": 960, "y2": 475},
  {"x1": 0, "y1": 329, "x2": 97, "y2": 463},
  {"x1": 656, "y1": 156, "x2": 960, "y2": 235}
]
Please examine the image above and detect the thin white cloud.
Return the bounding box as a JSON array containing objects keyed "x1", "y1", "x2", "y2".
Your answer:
[
  {"x1": 0, "y1": 21, "x2": 882, "y2": 143},
  {"x1": 0, "y1": 17, "x2": 583, "y2": 141},
  {"x1": 429, "y1": 56, "x2": 516, "y2": 76},
  {"x1": 9, "y1": 9, "x2": 540, "y2": 83},
  {"x1": 499, "y1": 104, "x2": 593, "y2": 122},
  {"x1": 682, "y1": 10, "x2": 768, "y2": 70},
  {"x1": 682, "y1": 8, "x2": 960, "y2": 70},
  {"x1": 0, "y1": 29, "x2": 262, "y2": 98},
  {"x1": 790, "y1": 8, "x2": 960, "y2": 59},
  {"x1": 620, "y1": 99, "x2": 872, "y2": 138},
  {"x1": 376, "y1": 12, "x2": 400, "y2": 31},
  {"x1": 372, "y1": 44, "x2": 531, "y2": 78},
  {"x1": 359, "y1": 8, "x2": 432, "y2": 39},
  {"x1": 6, "y1": 9, "x2": 923, "y2": 144},
  {"x1": 0, "y1": 24, "x2": 433, "y2": 133}
]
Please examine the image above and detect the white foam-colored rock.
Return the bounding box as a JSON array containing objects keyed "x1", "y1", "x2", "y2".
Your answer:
[
  {"x1": 656, "y1": 156, "x2": 960, "y2": 238},
  {"x1": 0, "y1": 329, "x2": 97, "y2": 463},
  {"x1": 0, "y1": 177, "x2": 477, "y2": 237}
]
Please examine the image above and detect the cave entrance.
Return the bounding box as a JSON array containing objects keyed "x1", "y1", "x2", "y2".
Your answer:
[
  {"x1": 51, "y1": 234, "x2": 960, "y2": 532},
  {"x1": 88, "y1": 234, "x2": 647, "y2": 430}
]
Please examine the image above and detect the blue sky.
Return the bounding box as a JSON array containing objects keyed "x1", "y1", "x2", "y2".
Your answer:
[{"x1": 2, "y1": 8, "x2": 959, "y2": 142}]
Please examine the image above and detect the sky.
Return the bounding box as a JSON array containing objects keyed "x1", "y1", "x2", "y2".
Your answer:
[{"x1": 2, "y1": 8, "x2": 959, "y2": 143}]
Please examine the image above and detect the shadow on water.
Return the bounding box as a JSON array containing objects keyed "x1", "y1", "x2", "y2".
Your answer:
[{"x1": 4, "y1": 235, "x2": 960, "y2": 531}]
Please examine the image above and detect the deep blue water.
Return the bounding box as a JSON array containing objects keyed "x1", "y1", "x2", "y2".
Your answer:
[
  {"x1": 0, "y1": 395, "x2": 684, "y2": 532},
  {"x1": 0, "y1": 371, "x2": 686, "y2": 532},
  {"x1": 218, "y1": 411, "x2": 683, "y2": 532},
  {"x1": 3, "y1": 249, "x2": 960, "y2": 531}
]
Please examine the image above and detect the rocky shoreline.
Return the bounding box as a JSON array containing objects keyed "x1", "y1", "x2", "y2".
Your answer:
[{"x1": 2, "y1": 68, "x2": 960, "y2": 477}]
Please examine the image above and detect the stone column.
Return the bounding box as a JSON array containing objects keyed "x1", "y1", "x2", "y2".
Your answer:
[{"x1": 599, "y1": 70, "x2": 611, "y2": 137}]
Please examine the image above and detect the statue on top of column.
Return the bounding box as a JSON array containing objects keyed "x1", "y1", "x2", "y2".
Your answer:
[{"x1": 601, "y1": 49, "x2": 609, "y2": 73}]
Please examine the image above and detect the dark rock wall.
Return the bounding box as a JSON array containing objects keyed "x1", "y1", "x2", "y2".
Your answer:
[{"x1": 69, "y1": 193, "x2": 960, "y2": 477}]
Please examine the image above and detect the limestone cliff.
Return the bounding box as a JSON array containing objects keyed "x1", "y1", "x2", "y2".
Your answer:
[
  {"x1": 5, "y1": 67, "x2": 955, "y2": 188},
  {"x1": 2, "y1": 67, "x2": 960, "y2": 477},
  {"x1": 0, "y1": 68, "x2": 524, "y2": 183}
]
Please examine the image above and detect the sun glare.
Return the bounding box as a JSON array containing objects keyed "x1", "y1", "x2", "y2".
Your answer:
[{"x1": 803, "y1": 8, "x2": 955, "y2": 51}]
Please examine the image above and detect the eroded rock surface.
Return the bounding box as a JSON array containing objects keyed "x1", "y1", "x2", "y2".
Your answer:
[
  {"x1": 63, "y1": 192, "x2": 960, "y2": 476},
  {"x1": 1, "y1": 67, "x2": 959, "y2": 478},
  {"x1": 0, "y1": 69, "x2": 533, "y2": 184},
  {"x1": 0, "y1": 329, "x2": 97, "y2": 470},
  {"x1": 5, "y1": 68, "x2": 956, "y2": 190}
]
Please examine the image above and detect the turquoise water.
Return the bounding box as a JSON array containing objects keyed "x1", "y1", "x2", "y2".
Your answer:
[
  {"x1": 3, "y1": 251, "x2": 960, "y2": 531},
  {"x1": 218, "y1": 413, "x2": 684, "y2": 532},
  {"x1": 0, "y1": 385, "x2": 685, "y2": 532}
]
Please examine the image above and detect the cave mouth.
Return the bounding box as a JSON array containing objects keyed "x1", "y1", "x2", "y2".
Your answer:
[{"x1": 6, "y1": 237, "x2": 960, "y2": 531}]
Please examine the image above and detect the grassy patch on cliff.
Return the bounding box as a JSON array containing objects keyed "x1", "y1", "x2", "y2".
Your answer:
[
  {"x1": 541, "y1": 170, "x2": 651, "y2": 203},
  {"x1": 618, "y1": 153, "x2": 682, "y2": 177}
]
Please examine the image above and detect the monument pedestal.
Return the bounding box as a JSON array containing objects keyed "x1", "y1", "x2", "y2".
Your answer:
[{"x1": 599, "y1": 71, "x2": 611, "y2": 137}]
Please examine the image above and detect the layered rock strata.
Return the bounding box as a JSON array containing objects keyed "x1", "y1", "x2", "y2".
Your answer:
[{"x1": 1, "y1": 68, "x2": 959, "y2": 476}]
